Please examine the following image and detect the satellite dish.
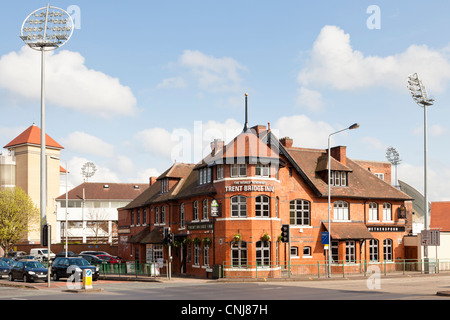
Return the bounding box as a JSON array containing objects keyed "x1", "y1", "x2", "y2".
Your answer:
[{"x1": 81, "y1": 161, "x2": 97, "y2": 182}]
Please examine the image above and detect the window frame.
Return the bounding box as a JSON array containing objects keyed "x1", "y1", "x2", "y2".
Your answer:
[
  {"x1": 230, "y1": 195, "x2": 247, "y2": 217},
  {"x1": 289, "y1": 199, "x2": 310, "y2": 226},
  {"x1": 255, "y1": 195, "x2": 270, "y2": 217}
]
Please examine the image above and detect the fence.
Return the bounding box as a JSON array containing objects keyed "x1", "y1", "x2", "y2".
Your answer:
[{"x1": 221, "y1": 259, "x2": 450, "y2": 279}]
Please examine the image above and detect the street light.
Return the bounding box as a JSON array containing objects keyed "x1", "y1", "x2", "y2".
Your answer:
[
  {"x1": 327, "y1": 123, "x2": 359, "y2": 278},
  {"x1": 20, "y1": 4, "x2": 74, "y2": 248},
  {"x1": 407, "y1": 73, "x2": 434, "y2": 269}
]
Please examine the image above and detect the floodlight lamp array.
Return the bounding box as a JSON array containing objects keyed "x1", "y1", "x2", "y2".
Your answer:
[
  {"x1": 407, "y1": 73, "x2": 435, "y2": 107},
  {"x1": 20, "y1": 5, "x2": 74, "y2": 51}
]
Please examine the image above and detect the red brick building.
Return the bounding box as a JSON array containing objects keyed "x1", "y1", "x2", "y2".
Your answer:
[{"x1": 118, "y1": 123, "x2": 412, "y2": 278}]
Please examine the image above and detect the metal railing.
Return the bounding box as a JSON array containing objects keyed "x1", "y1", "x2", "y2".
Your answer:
[{"x1": 221, "y1": 259, "x2": 450, "y2": 279}]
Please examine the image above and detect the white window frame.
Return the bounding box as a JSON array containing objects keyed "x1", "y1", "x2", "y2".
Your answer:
[
  {"x1": 231, "y1": 164, "x2": 247, "y2": 177},
  {"x1": 383, "y1": 203, "x2": 392, "y2": 221},
  {"x1": 290, "y1": 199, "x2": 310, "y2": 226},
  {"x1": 231, "y1": 195, "x2": 247, "y2": 217},
  {"x1": 333, "y1": 201, "x2": 349, "y2": 221},
  {"x1": 369, "y1": 202, "x2": 378, "y2": 221},
  {"x1": 255, "y1": 195, "x2": 270, "y2": 217}
]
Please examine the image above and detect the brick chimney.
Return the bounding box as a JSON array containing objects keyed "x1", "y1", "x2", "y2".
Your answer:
[
  {"x1": 330, "y1": 146, "x2": 347, "y2": 165},
  {"x1": 149, "y1": 176, "x2": 157, "y2": 186},
  {"x1": 280, "y1": 137, "x2": 293, "y2": 148},
  {"x1": 210, "y1": 139, "x2": 224, "y2": 155}
]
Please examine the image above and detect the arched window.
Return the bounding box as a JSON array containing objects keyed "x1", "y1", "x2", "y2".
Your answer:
[
  {"x1": 369, "y1": 239, "x2": 379, "y2": 261},
  {"x1": 231, "y1": 240, "x2": 247, "y2": 267},
  {"x1": 383, "y1": 239, "x2": 393, "y2": 261},
  {"x1": 155, "y1": 207, "x2": 159, "y2": 225},
  {"x1": 289, "y1": 199, "x2": 310, "y2": 226},
  {"x1": 202, "y1": 199, "x2": 209, "y2": 220},
  {"x1": 231, "y1": 195, "x2": 247, "y2": 217},
  {"x1": 256, "y1": 241, "x2": 270, "y2": 267},
  {"x1": 255, "y1": 195, "x2": 270, "y2": 217},
  {"x1": 193, "y1": 200, "x2": 199, "y2": 221},
  {"x1": 333, "y1": 201, "x2": 349, "y2": 221},
  {"x1": 383, "y1": 203, "x2": 392, "y2": 221},
  {"x1": 180, "y1": 203, "x2": 185, "y2": 229},
  {"x1": 369, "y1": 202, "x2": 378, "y2": 221}
]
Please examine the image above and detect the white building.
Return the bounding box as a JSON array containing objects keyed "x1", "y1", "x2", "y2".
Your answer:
[{"x1": 55, "y1": 182, "x2": 148, "y2": 244}]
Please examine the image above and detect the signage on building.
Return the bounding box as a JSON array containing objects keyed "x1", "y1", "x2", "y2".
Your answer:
[
  {"x1": 211, "y1": 200, "x2": 219, "y2": 217},
  {"x1": 367, "y1": 226, "x2": 405, "y2": 232},
  {"x1": 225, "y1": 180, "x2": 274, "y2": 193},
  {"x1": 187, "y1": 222, "x2": 213, "y2": 231}
]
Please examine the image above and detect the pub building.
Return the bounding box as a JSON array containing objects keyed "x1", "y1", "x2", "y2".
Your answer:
[{"x1": 118, "y1": 100, "x2": 412, "y2": 278}]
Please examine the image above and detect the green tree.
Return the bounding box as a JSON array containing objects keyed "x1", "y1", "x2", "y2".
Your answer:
[{"x1": 0, "y1": 187, "x2": 39, "y2": 254}]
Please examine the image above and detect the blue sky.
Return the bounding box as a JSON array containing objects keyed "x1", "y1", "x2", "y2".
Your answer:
[{"x1": 1, "y1": 1, "x2": 450, "y2": 201}]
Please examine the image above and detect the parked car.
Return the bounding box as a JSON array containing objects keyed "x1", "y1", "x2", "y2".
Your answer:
[
  {"x1": 77, "y1": 254, "x2": 103, "y2": 265},
  {"x1": 30, "y1": 248, "x2": 56, "y2": 262},
  {"x1": 19, "y1": 255, "x2": 37, "y2": 261},
  {"x1": 51, "y1": 257, "x2": 99, "y2": 281},
  {"x1": 55, "y1": 251, "x2": 77, "y2": 258},
  {"x1": 96, "y1": 254, "x2": 121, "y2": 264},
  {"x1": 7, "y1": 251, "x2": 27, "y2": 261},
  {"x1": 8, "y1": 259, "x2": 48, "y2": 283},
  {"x1": 0, "y1": 260, "x2": 11, "y2": 279},
  {"x1": 0, "y1": 257, "x2": 15, "y2": 267},
  {"x1": 80, "y1": 251, "x2": 111, "y2": 256}
]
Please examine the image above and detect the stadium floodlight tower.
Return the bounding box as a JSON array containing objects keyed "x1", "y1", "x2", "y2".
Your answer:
[
  {"x1": 407, "y1": 73, "x2": 434, "y2": 267},
  {"x1": 20, "y1": 4, "x2": 74, "y2": 247}
]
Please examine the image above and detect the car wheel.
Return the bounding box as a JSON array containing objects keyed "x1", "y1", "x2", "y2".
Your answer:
[
  {"x1": 8, "y1": 274, "x2": 14, "y2": 282},
  {"x1": 23, "y1": 275, "x2": 27, "y2": 283},
  {"x1": 52, "y1": 273, "x2": 59, "y2": 281}
]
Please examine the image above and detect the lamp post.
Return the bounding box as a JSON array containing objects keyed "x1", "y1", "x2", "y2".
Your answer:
[
  {"x1": 327, "y1": 123, "x2": 359, "y2": 278},
  {"x1": 407, "y1": 73, "x2": 434, "y2": 270},
  {"x1": 20, "y1": 4, "x2": 74, "y2": 247}
]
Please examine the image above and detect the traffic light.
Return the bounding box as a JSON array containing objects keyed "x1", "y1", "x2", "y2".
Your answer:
[
  {"x1": 163, "y1": 227, "x2": 170, "y2": 244},
  {"x1": 168, "y1": 233, "x2": 174, "y2": 245},
  {"x1": 280, "y1": 224, "x2": 290, "y2": 243},
  {"x1": 41, "y1": 224, "x2": 51, "y2": 246}
]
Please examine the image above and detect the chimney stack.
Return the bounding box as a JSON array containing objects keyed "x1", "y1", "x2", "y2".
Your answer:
[{"x1": 280, "y1": 137, "x2": 293, "y2": 148}]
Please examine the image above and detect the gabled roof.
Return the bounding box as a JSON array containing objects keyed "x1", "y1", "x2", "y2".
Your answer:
[
  {"x1": 4, "y1": 124, "x2": 63, "y2": 150},
  {"x1": 281, "y1": 141, "x2": 412, "y2": 200},
  {"x1": 55, "y1": 182, "x2": 148, "y2": 201}
]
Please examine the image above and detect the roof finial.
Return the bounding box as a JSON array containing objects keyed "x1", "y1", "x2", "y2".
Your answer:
[{"x1": 243, "y1": 93, "x2": 249, "y2": 132}]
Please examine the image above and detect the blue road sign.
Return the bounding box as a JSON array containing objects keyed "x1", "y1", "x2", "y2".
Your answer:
[{"x1": 321, "y1": 232, "x2": 329, "y2": 245}]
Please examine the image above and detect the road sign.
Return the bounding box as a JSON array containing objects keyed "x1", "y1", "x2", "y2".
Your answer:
[
  {"x1": 421, "y1": 229, "x2": 440, "y2": 246},
  {"x1": 82, "y1": 269, "x2": 93, "y2": 289},
  {"x1": 321, "y1": 232, "x2": 329, "y2": 245}
]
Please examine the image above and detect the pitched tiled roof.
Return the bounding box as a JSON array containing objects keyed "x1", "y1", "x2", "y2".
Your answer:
[
  {"x1": 283, "y1": 144, "x2": 412, "y2": 200},
  {"x1": 55, "y1": 182, "x2": 148, "y2": 201},
  {"x1": 4, "y1": 124, "x2": 63, "y2": 149}
]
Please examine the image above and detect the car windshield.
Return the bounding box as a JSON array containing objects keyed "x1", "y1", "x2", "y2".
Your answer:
[
  {"x1": 70, "y1": 258, "x2": 90, "y2": 266},
  {"x1": 24, "y1": 261, "x2": 44, "y2": 268},
  {"x1": 0, "y1": 261, "x2": 8, "y2": 267}
]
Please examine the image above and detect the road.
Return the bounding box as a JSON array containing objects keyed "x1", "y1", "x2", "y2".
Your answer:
[{"x1": 0, "y1": 274, "x2": 449, "y2": 302}]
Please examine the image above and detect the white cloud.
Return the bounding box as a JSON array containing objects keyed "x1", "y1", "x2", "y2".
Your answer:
[
  {"x1": 0, "y1": 46, "x2": 137, "y2": 118},
  {"x1": 157, "y1": 77, "x2": 187, "y2": 89},
  {"x1": 296, "y1": 87, "x2": 325, "y2": 112},
  {"x1": 176, "y1": 50, "x2": 247, "y2": 93},
  {"x1": 298, "y1": 25, "x2": 450, "y2": 92},
  {"x1": 361, "y1": 136, "x2": 387, "y2": 151},
  {"x1": 274, "y1": 115, "x2": 334, "y2": 149},
  {"x1": 134, "y1": 127, "x2": 176, "y2": 159},
  {"x1": 61, "y1": 131, "x2": 115, "y2": 158}
]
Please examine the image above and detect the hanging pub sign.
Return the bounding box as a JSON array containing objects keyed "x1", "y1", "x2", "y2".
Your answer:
[{"x1": 211, "y1": 200, "x2": 220, "y2": 217}]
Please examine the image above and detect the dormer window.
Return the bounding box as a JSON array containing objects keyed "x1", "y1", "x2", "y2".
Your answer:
[
  {"x1": 199, "y1": 167, "x2": 211, "y2": 185},
  {"x1": 329, "y1": 170, "x2": 348, "y2": 187},
  {"x1": 161, "y1": 178, "x2": 169, "y2": 193}
]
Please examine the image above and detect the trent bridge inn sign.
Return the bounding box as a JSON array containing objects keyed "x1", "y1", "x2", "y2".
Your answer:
[{"x1": 225, "y1": 180, "x2": 275, "y2": 193}]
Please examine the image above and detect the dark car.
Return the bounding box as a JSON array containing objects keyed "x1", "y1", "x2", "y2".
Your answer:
[
  {"x1": 77, "y1": 254, "x2": 103, "y2": 265},
  {"x1": 51, "y1": 257, "x2": 99, "y2": 281},
  {"x1": 0, "y1": 260, "x2": 11, "y2": 279},
  {"x1": 8, "y1": 259, "x2": 48, "y2": 283},
  {"x1": 0, "y1": 257, "x2": 15, "y2": 267},
  {"x1": 80, "y1": 251, "x2": 110, "y2": 256}
]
